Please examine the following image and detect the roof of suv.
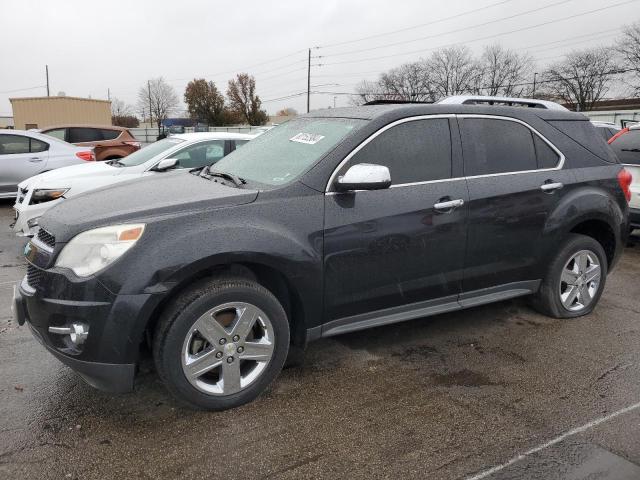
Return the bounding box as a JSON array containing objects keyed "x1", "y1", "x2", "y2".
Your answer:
[{"x1": 305, "y1": 103, "x2": 586, "y2": 122}]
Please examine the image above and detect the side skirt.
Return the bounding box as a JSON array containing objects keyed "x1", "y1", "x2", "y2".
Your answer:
[{"x1": 311, "y1": 280, "x2": 541, "y2": 340}]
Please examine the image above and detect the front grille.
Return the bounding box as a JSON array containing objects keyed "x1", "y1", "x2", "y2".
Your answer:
[
  {"x1": 26, "y1": 264, "x2": 44, "y2": 290},
  {"x1": 37, "y1": 229, "x2": 56, "y2": 248}
]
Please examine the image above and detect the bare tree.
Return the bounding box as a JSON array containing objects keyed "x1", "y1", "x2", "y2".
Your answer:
[
  {"x1": 226, "y1": 73, "x2": 268, "y2": 125},
  {"x1": 617, "y1": 22, "x2": 640, "y2": 94},
  {"x1": 137, "y1": 77, "x2": 179, "y2": 129},
  {"x1": 349, "y1": 62, "x2": 435, "y2": 105},
  {"x1": 541, "y1": 48, "x2": 620, "y2": 111},
  {"x1": 350, "y1": 79, "x2": 385, "y2": 105},
  {"x1": 424, "y1": 46, "x2": 479, "y2": 99},
  {"x1": 275, "y1": 107, "x2": 298, "y2": 116},
  {"x1": 110, "y1": 97, "x2": 133, "y2": 117},
  {"x1": 476, "y1": 44, "x2": 534, "y2": 96}
]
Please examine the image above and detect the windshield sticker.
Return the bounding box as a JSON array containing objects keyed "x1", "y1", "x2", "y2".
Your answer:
[{"x1": 289, "y1": 133, "x2": 325, "y2": 145}]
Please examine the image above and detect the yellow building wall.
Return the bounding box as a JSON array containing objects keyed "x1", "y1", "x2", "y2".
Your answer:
[{"x1": 10, "y1": 96, "x2": 112, "y2": 129}]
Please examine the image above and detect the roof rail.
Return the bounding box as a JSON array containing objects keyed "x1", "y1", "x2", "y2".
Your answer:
[
  {"x1": 437, "y1": 95, "x2": 568, "y2": 111},
  {"x1": 364, "y1": 99, "x2": 433, "y2": 106}
]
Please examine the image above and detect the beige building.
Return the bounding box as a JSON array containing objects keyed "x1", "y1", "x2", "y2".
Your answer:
[{"x1": 10, "y1": 96, "x2": 111, "y2": 130}]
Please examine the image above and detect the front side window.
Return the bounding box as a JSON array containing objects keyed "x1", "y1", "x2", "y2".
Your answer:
[
  {"x1": 43, "y1": 128, "x2": 66, "y2": 141},
  {"x1": 173, "y1": 140, "x2": 226, "y2": 169},
  {"x1": 0, "y1": 134, "x2": 30, "y2": 155},
  {"x1": 213, "y1": 118, "x2": 366, "y2": 187},
  {"x1": 119, "y1": 138, "x2": 184, "y2": 167},
  {"x1": 69, "y1": 128, "x2": 102, "y2": 143},
  {"x1": 341, "y1": 118, "x2": 452, "y2": 185},
  {"x1": 462, "y1": 118, "x2": 537, "y2": 176}
]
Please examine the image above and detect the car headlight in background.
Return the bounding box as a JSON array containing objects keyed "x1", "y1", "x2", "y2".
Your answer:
[
  {"x1": 31, "y1": 188, "x2": 69, "y2": 203},
  {"x1": 55, "y1": 224, "x2": 145, "y2": 277}
]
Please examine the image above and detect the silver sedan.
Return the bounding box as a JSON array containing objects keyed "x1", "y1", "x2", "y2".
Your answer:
[{"x1": 0, "y1": 129, "x2": 94, "y2": 198}]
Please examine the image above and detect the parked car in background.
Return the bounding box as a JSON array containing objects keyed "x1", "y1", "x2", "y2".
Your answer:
[
  {"x1": 39, "y1": 125, "x2": 141, "y2": 161},
  {"x1": 12, "y1": 132, "x2": 255, "y2": 236},
  {"x1": 1, "y1": 129, "x2": 94, "y2": 199},
  {"x1": 591, "y1": 121, "x2": 621, "y2": 142},
  {"x1": 13, "y1": 97, "x2": 631, "y2": 410},
  {"x1": 608, "y1": 123, "x2": 640, "y2": 232}
]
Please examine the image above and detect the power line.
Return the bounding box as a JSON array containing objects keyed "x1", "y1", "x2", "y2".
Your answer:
[
  {"x1": 318, "y1": 0, "x2": 639, "y2": 66},
  {"x1": 0, "y1": 85, "x2": 47, "y2": 95},
  {"x1": 316, "y1": 0, "x2": 576, "y2": 59},
  {"x1": 315, "y1": 0, "x2": 517, "y2": 49}
]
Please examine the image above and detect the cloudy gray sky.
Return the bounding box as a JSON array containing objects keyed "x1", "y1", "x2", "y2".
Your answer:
[{"x1": 1, "y1": 0, "x2": 638, "y2": 117}]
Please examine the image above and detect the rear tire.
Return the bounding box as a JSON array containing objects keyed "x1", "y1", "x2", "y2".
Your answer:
[
  {"x1": 530, "y1": 234, "x2": 607, "y2": 318},
  {"x1": 153, "y1": 277, "x2": 289, "y2": 410}
]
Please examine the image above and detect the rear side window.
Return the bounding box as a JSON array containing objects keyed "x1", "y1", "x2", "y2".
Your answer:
[
  {"x1": 100, "y1": 129, "x2": 121, "y2": 140},
  {"x1": 548, "y1": 120, "x2": 618, "y2": 163},
  {"x1": 43, "y1": 128, "x2": 67, "y2": 141},
  {"x1": 610, "y1": 129, "x2": 640, "y2": 165},
  {"x1": 346, "y1": 118, "x2": 452, "y2": 185},
  {"x1": 69, "y1": 128, "x2": 102, "y2": 143},
  {"x1": 461, "y1": 118, "x2": 537, "y2": 176},
  {"x1": 0, "y1": 134, "x2": 30, "y2": 154},
  {"x1": 533, "y1": 135, "x2": 560, "y2": 169},
  {"x1": 30, "y1": 138, "x2": 49, "y2": 153}
]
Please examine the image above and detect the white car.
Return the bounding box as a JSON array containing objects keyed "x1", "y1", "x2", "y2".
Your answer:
[
  {"x1": 608, "y1": 123, "x2": 640, "y2": 233},
  {"x1": 1, "y1": 129, "x2": 94, "y2": 199},
  {"x1": 12, "y1": 132, "x2": 254, "y2": 236}
]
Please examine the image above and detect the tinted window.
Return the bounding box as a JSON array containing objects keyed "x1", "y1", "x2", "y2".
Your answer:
[
  {"x1": 100, "y1": 129, "x2": 121, "y2": 140},
  {"x1": 610, "y1": 129, "x2": 640, "y2": 165},
  {"x1": 173, "y1": 140, "x2": 226, "y2": 169},
  {"x1": 345, "y1": 119, "x2": 452, "y2": 184},
  {"x1": 69, "y1": 128, "x2": 102, "y2": 143},
  {"x1": 596, "y1": 128, "x2": 611, "y2": 142},
  {"x1": 0, "y1": 134, "x2": 30, "y2": 154},
  {"x1": 44, "y1": 128, "x2": 66, "y2": 141},
  {"x1": 119, "y1": 138, "x2": 184, "y2": 167},
  {"x1": 30, "y1": 138, "x2": 49, "y2": 153},
  {"x1": 234, "y1": 140, "x2": 249, "y2": 148},
  {"x1": 533, "y1": 135, "x2": 560, "y2": 169},
  {"x1": 462, "y1": 118, "x2": 536, "y2": 175},
  {"x1": 548, "y1": 120, "x2": 618, "y2": 163}
]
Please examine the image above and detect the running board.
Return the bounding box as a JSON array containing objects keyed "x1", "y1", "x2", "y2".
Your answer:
[{"x1": 320, "y1": 280, "x2": 540, "y2": 338}]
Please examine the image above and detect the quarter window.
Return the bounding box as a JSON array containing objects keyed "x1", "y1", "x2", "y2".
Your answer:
[
  {"x1": 30, "y1": 138, "x2": 49, "y2": 153},
  {"x1": 345, "y1": 118, "x2": 452, "y2": 185},
  {"x1": 69, "y1": 128, "x2": 102, "y2": 143},
  {"x1": 44, "y1": 128, "x2": 67, "y2": 141},
  {"x1": 462, "y1": 118, "x2": 537, "y2": 176}
]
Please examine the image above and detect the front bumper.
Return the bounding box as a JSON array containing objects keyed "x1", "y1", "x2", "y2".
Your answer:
[
  {"x1": 12, "y1": 198, "x2": 63, "y2": 237},
  {"x1": 13, "y1": 271, "x2": 151, "y2": 393}
]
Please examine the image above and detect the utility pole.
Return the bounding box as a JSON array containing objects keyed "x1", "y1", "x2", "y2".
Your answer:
[
  {"x1": 45, "y1": 65, "x2": 50, "y2": 97},
  {"x1": 107, "y1": 88, "x2": 110, "y2": 101},
  {"x1": 532, "y1": 72, "x2": 537, "y2": 99},
  {"x1": 147, "y1": 80, "x2": 153, "y2": 128},
  {"x1": 307, "y1": 48, "x2": 311, "y2": 113},
  {"x1": 333, "y1": 96, "x2": 337, "y2": 108}
]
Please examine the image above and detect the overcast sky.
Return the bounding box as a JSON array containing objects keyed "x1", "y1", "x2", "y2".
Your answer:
[{"x1": 1, "y1": 0, "x2": 638, "y2": 118}]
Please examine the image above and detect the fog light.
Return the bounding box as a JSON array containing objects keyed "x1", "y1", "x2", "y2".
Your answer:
[{"x1": 48, "y1": 323, "x2": 89, "y2": 346}]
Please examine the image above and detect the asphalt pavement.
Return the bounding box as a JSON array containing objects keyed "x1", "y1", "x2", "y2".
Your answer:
[{"x1": 1, "y1": 199, "x2": 639, "y2": 480}]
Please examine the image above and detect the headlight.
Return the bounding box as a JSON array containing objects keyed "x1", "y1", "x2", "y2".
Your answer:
[
  {"x1": 55, "y1": 224, "x2": 145, "y2": 277},
  {"x1": 31, "y1": 188, "x2": 69, "y2": 203}
]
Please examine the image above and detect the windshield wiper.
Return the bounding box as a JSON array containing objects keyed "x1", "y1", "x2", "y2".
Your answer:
[{"x1": 200, "y1": 166, "x2": 246, "y2": 187}]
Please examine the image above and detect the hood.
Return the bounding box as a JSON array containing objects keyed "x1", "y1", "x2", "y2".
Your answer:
[
  {"x1": 40, "y1": 172, "x2": 258, "y2": 242},
  {"x1": 19, "y1": 162, "x2": 119, "y2": 189}
]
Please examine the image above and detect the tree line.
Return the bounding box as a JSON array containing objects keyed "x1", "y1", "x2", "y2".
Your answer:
[
  {"x1": 111, "y1": 73, "x2": 269, "y2": 128},
  {"x1": 352, "y1": 21, "x2": 640, "y2": 112}
]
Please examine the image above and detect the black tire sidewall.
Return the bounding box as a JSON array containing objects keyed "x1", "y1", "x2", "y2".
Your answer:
[{"x1": 158, "y1": 281, "x2": 290, "y2": 410}]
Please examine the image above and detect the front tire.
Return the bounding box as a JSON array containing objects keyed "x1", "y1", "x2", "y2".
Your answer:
[
  {"x1": 153, "y1": 277, "x2": 290, "y2": 410},
  {"x1": 531, "y1": 234, "x2": 607, "y2": 318}
]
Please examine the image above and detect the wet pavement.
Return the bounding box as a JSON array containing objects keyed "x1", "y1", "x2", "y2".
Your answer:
[{"x1": 1, "y1": 199, "x2": 639, "y2": 479}]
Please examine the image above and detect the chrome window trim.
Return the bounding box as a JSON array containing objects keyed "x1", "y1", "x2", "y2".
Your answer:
[{"x1": 324, "y1": 113, "x2": 565, "y2": 193}]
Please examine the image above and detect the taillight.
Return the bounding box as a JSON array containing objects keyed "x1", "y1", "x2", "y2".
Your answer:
[
  {"x1": 618, "y1": 168, "x2": 632, "y2": 202},
  {"x1": 124, "y1": 141, "x2": 141, "y2": 149},
  {"x1": 608, "y1": 128, "x2": 629, "y2": 144},
  {"x1": 76, "y1": 151, "x2": 95, "y2": 161}
]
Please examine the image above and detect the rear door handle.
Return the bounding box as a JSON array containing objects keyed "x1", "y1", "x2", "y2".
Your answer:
[
  {"x1": 540, "y1": 182, "x2": 563, "y2": 192},
  {"x1": 433, "y1": 198, "x2": 464, "y2": 212},
  {"x1": 28, "y1": 157, "x2": 42, "y2": 162}
]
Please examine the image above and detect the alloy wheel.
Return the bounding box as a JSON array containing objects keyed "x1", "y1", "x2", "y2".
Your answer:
[{"x1": 559, "y1": 249, "x2": 601, "y2": 312}]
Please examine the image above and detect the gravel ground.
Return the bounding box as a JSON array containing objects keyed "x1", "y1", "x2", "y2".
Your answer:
[{"x1": 1, "y1": 199, "x2": 639, "y2": 480}]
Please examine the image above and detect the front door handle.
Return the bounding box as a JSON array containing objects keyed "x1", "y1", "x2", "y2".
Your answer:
[
  {"x1": 540, "y1": 182, "x2": 563, "y2": 192},
  {"x1": 433, "y1": 198, "x2": 464, "y2": 212}
]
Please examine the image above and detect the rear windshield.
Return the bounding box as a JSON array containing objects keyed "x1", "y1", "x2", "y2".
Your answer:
[
  {"x1": 119, "y1": 138, "x2": 184, "y2": 167},
  {"x1": 610, "y1": 129, "x2": 640, "y2": 165},
  {"x1": 547, "y1": 120, "x2": 618, "y2": 164}
]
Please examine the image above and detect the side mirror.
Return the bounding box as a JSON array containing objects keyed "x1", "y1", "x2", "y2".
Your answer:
[
  {"x1": 153, "y1": 158, "x2": 179, "y2": 171},
  {"x1": 335, "y1": 163, "x2": 391, "y2": 192}
]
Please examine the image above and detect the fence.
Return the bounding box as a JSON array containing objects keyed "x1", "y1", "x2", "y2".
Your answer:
[
  {"x1": 581, "y1": 110, "x2": 640, "y2": 127},
  {"x1": 129, "y1": 126, "x2": 267, "y2": 144}
]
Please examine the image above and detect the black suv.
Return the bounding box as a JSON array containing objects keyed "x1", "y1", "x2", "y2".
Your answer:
[{"x1": 13, "y1": 98, "x2": 631, "y2": 410}]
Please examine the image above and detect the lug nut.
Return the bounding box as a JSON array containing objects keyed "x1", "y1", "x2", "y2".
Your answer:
[
  {"x1": 216, "y1": 352, "x2": 223, "y2": 358},
  {"x1": 232, "y1": 335, "x2": 240, "y2": 342},
  {"x1": 227, "y1": 356, "x2": 234, "y2": 363},
  {"x1": 219, "y1": 338, "x2": 227, "y2": 345},
  {"x1": 237, "y1": 346, "x2": 244, "y2": 353}
]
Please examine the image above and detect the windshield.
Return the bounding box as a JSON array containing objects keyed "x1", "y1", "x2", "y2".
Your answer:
[
  {"x1": 119, "y1": 138, "x2": 184, "y2": 167},
  {"x1": 213, "y1": 117, "x2": 366, "y2": 186}
]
